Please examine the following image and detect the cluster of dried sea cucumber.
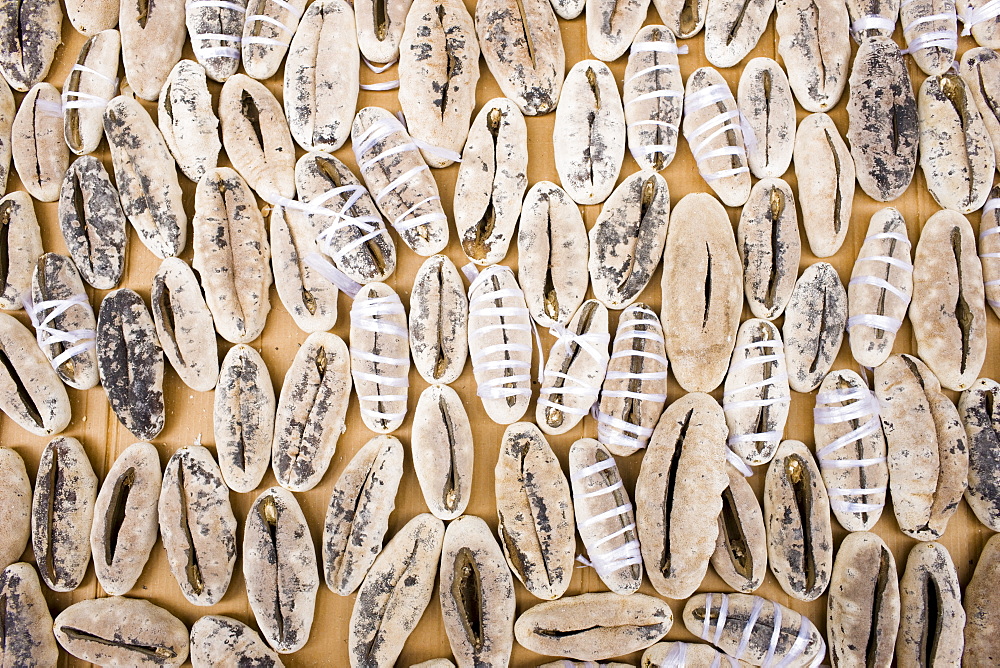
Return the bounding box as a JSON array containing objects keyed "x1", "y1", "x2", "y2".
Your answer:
[{"x1": 1, "y1": 0, "x2": 1000, "y2": 665}]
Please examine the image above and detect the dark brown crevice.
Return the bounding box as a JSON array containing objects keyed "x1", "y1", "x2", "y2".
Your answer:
[
  {"x1": 59, "y1": 626, "x2": 176, "y2": 660},
  {"x1": 808, "y1": 1, "x2": 826, "y2": 86},
  {"x1": 258, "y1": 494, "x2": 285, "y2": 646},
  {"x1": 921, "y1": 573, "x2": 943, "y2": 666},
  {"x1": 511, "y1": 439, "x2": 553, "y2": 586},
  {"x1": 786, "y1": 455, "x2": 817, "y2": 593},
  {"x1": 761, "y1": 68, "x2": 772, "y2": 163},
  {"x1": 725, "y1": 0, "x2": 751, "y2": 45},
  {"x1": 104, "y1": 467, "x2": 136, "y2": 567},
  {"x1": 703, "y1": 244, "x2": 713, "y2": 329},
  {"x1": 233, "y1": 358, "x2": 247, "y2": 471},
  {"x1": 825, "y1": 129, "x2": 844, "y2": 234},
  {"x1": 175, "y1": 462, "x2": 204, "y2": 595},
  {"x1": 751, "y1": 326, "x2": 775, "y2": 458},
  {"x1": 764, "y1": 186, "x2": 784, "y2": 310},
  {"x1": 719, "y1": 486, "x2": 753, "y2": 580},
  {"x1": 464, "y1": 108, "x2": 503, "y2": 262},
  {"x1": 545, "y1": 302, "x2": 599, "y2": 427},
  {"x1": 541, "y1": 194, "x2": 558, "y2": 321},
  {"x1": 70, "y1": 170, "x2": 94, "y2": 264},
  {"x1": 452, "y1": 547, "x2": 485, "y2": 651},
  {"x1": 808, "y1": 288, "x2": 829, "y2": 375},
  {"x1": 621, "y1": 311, "x2": 651, "y2": 428},
  {"x1": 616, "y1": 177, "x2": 657, "y2": 292},
  {"x1": 863, "y1": 546, "x2": 893, "y2": 666},
  {"x1": 939, "y1": 74, "x2": 976, "y2": 203},
  {"x1": 43, "y1": 446, "x2": 60, "y2": 586},
  {"x1": 512, "y1": 0, "x2": 536, "y2": 67},
  {"x1": 136, "y1": 0, "x2": 151, "y2": 29},
  {"x1": 437, "y1": 4, "x2": 453, "y2": 119},
  {"x1": 359, "y1": 538, "x2": 420, "y2": 663},
  {"x1": 951, "y1": 226, "x2": 973, "y2": 374},
  {"x1": 679, "y1": 0, "x2": 700, "y2": 34},
  {"x1": 241, "y1": 90, "x2": 266, "y2": 150},
  {"x1": 0, "y1": 348, "x2": 42, "y2": 428},
  {"x1": 0, "y1": 201, "x2": 10, "y2": 296},
  {"x1": 873, "y1": 233, "x2": 898, "y2": 341},
  {"x1": 535, "y1": 625, "x2": 610, "y2": 638},
  {"x1": 373, "y1": 0, "x2": 388, "y2": 40},
  {"x1": 66, "y1": 40, "x2": 95, "y2": 149},
  {"x1": 438, "y1": 394, "x2": 460, "y2": 512},
  {"x1": 152, "y1": 276, "x2": 185, "y2": 366},
  {"x1": 660, "y1": 409, "x2": 693, "y2": 576},
  {"x1": 0, "y1": 590, "x2": 6, "y2": 652},
  {"x1": 433, "y1": 263, "x2": 449, "y2": 379},
  {"x1": 585, "y1": 68, "x2": 601, "y2": 187}
]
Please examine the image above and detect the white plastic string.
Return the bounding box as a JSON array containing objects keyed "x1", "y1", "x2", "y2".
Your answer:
[
  {"x1": 460, "y1": 262, "x2": 479, "y2": 283},
  {"x1": 851, "y1": 15, "x2": 897, "y2": 33},
  {"x1": 350, "y1": 293, "x2": 409, "y2": 423},
  {"x1": 572, "y1": 458, "x2": 642, "y2": 579},
  {"x1": 352, "y1": 115, "x2": 449, "y2": 234},
  {"x1": 735, "y1": 597, "x2": 767, "y2": 660},
  {"x1": 188, "y1": 0, "x2": 247, "y2": 11},
  {"x1": 361, "y1": 56, "x2": 400, "y2": 89},
  {"x1": 982, "y1": 196, "x2": 1000, "y2": 217},
  {"x1": 395, "y1": 111, "x2": 462, "y2": 162},
  {"x1": 244, "y1": 0, "x2": 301, "y2": 47},
  {"x1": 468, "y1": 266, "x2": 536, "y2": 401},
  {"x1": 813, "y1": 387, "x2": 887, "y2": 515},
  {"x1": 723, "y1": 340, "x2": 790, "y2": 462},
  {"x1": 660, "y1": 642, "x2": 687, "y2": 667},
  {"x1": 624, "y1": 53, "x2": 683, "y2": 161},
  {"x1": 773, "y1": 615, "x2": 823, "y2": 668},
  {"x1": 683, "y1": 84, "x2": 749, "y2": 183},
  {"x1": 595, "y1": 309, "x2": 668, "y2": 451},
  {"x1": 537, "y1": 325, "x2": 610, "y2": 417},
  {"x1": 69, "y1": 63, "x2": 118, "y2": 87},
  {"x1": 901, "y1": 28, "x2": 958, "y2": 55},
  {"x1": 34, "y1": 98, "x2": 63, "y2": 118},
  {"x1": 303, "y1": 252, "x2": 359, "y2": 297},
  {"x1": 762, "y1": 604, "x2": 783, "y2": 667},
  {"x1": 63, "y1": 63, "x2": 118, "y2": 110},
  {"x1": 360, "y1": 80, "x2": 400, "y2": 91},
  {"x1": 298, "y1": 179, "x2": 390, "y2": 269},
  {"x1": 959, "y1": 0, "x2": 1000, "y2": 33},
  {"x1": 192, "y1": 33, "x2": 242, "y2": 60},
  {"x1": 364, "y1": 56, "x2": 397, "y2": 73},
  {"x1": 847, "y1": 231, "x2": 913, "y2": 335},
  {"x1": 22, "y1": 293, "x2": 96, "y2": 371}
]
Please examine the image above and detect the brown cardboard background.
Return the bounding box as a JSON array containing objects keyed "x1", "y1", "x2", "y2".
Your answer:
[{"x1": 4, "y1": 2, "x2": 997, "y2": 665}]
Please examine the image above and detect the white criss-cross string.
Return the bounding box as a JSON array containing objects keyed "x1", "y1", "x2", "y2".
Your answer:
[
  {"x1": 23, "y1": 294, "x2": 96, "y2": 371},
  {"x1": 350, "y1": 293, "x2": 409, "y2": 423},
  {"x1": 352, "y1": 115, "x2": 450, "y2": 235},
  {"x1": 34, "y1": 98, "x2": 63, "y2": 118},
  {"x1": 595, "y1": 308, "x2": 668, "y2": 451},
  {"x1": 959, "y1": 0, "x2": 1000, "y2": 33},
  {"x1": 900, "y1": 0, "x2": 958, "y2": 55},
  {"x1": 979, "y1": 197, "x2": 1000, "y2": 308},
  {"x1": 723, "y1": 339, "x2": 790, "y2": 463},
  {"x1": 537, "y1": 324, "x2": 610, "y2": 417},
  {"x1": 572, "y1": 457, "x2": 642, "y2": 580},
  {"x1": 683, "y1": 84, "x2": 750, "y2": 183},
  {"x1": 244, "y1": 0, "x2": 301, "y2": 48},
  {"x1": 360, "y1": 56, "x2": 400, "y2": 90},
  {"x1": 813, "y1": 386, "x2": 887, "y2": 515},
  {"x1": 62, "y1": 64, "x2": 118, "y2": 111},
  {"x1": 188, "y1": 0, "x2": 246, "y2": 60},
  {"x1": 625, "y1": 41, "x2": 688, "y2": 160},
  {"x1": 847, "y1": 231, "x2": 913, "y2": 335}
]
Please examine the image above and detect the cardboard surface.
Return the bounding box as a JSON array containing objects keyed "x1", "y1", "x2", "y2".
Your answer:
[{"x1": 5, "y1": 3, "x2": 997, "y2": 666}]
